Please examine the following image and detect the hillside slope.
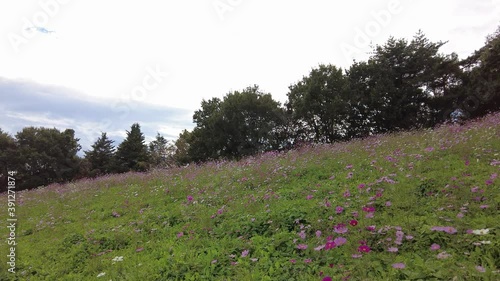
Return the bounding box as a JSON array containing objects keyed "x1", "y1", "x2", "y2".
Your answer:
[{"x1": 1, "y1": 113, "x2": 499, "y2": 280}]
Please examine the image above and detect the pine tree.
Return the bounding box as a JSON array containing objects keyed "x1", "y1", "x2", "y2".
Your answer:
[
  {"x1": 84, "y1": 132, "x2": 115, "y2": 176},
  {"x1": 115, "y1": 123, "x2": 149, "y2": 172}
]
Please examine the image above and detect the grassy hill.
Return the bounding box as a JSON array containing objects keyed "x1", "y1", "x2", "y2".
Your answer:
[{"x1": 1, "y1": 113, "x2": 499, "y2": 281}]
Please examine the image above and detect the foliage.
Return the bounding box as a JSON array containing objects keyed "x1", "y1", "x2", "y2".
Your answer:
[
  {"x1": 114, "y1": 123, "x2": 150, "y2": 173},
  {"x1": 148, "y1": 133, "x2": 175, "y2": 168},
  {"x1": 188, "y1": 85, "x2": 286, "y2": 162},
  {"x1": 1, "y1": 113, "x2": 498, "y2": 280},
  {"x1": 10, "y1": 127, "x2": 81, "y2": 191},
  {"x1": 84, "y1": 132, "x2": 116, "y2": 177}
]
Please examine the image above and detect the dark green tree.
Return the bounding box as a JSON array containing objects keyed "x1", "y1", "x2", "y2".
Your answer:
[
  {"x1": 14, "y1": 127, "x2": 81, "y2": 190},
  {"x1": 346, "y1": 31, "x2": 460, "y2": 133},
  {"x1": 115, "y1": 123, "x2": 149, "y2": 172},
  {"x1": 460, "y1": 26, "x2": 500, "y2": 118},
  {"x1": 84, "y1": 132, "x2": 116, "y2": 176},
  {"x1": 149, "y1": 133, "x2": 175, "y2": 168},
  {"x1": 173, "y1": 130, "x2": 193, "y2": 165},
  {"x1": 0, "y1": 129, "x2": 19, "y2": 192},
  {"x1": 188, "y1": 85, "x2": 285, "y2": 162},
  {"x1": 286, "y1": 64, "x2": 349, "y2": 143}
]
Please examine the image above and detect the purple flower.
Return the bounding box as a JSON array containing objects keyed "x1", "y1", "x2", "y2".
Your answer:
[
  {"x1": 297, "y1": 244, "x2": 308, "y2": 250},
  {"x1": 336, "y1": 206, "x2": 344, "y2": 214},
  {"x1": 298, "y1": 230, "x2": 306, "y2": 239},
  {"x1": 334, "y1": 237, "x2": 347, "y2": 246},
  {"x1": 430, "y1": 243, "x2": 440, "y2": 251},
  {"x1": 388, "y1": 247, "x2": 398, "y2": 252},
  {"x1": 334, "y1": 223, "x2": 348, "y2": 234},
  {"x1": 476, "y1": 265, "x2": 486, "y2": 272},
  {"x1": 431, "y1": 226, "x2": 457, "y2": 234},
  {"x1": 316, "y1": 230, "x2": 322, "y2": 238},
  {"x1": 187, "y1": 195, "x2": 193, "y2": 201},
  {"x1": 241, "y1": 250, "x2": 249, "y2": 257},
  {"x1": 392, "y1": 263, "x2": 405, "y2": 269}
]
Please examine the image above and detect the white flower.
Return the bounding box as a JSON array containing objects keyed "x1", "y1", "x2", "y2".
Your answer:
[
  {"x1": 472, "y1": 229, "x2": 490, "y2": 235},
  {"x1": 480, "y1": 241, "x2": 491, "y2": 244},
  {"x1": 112, "y1": 256, "x2": 124, "y2": 262},
  {"x1": 97, "y1": 272, "x2": 106, "y2": 277}
]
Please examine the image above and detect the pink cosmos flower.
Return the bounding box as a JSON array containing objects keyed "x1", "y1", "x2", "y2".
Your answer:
[
  {"x1": 177, "y1": 232, "x2": 184, "y2": 238},
  {"x1": 297, "y1": 244, "x2": 308, "y2": 250},
  {"x1": 187, "y1": 195, "x2": 193, "y2": 201},
  {"x1": 480, "y1": 205, "x2": 489, "y2": 209},
  {"x1": 336, "y1": 206, "x2": 344, "y2": 214},
  {"x1": 306, "y1": 195, "x2": 313, "y2": 200},
  {"x1": 392, "y1": 263, "x2": 405, "y2": 269},
  {"x1": 304, "y1": 259, "x2": 312, "y2": 263},
  {"x1": 437, "y1": 251, "x2": 451, "y2": 259},
  {"x1": 430, "y1": 243, "x2": 440, "y2": 251},
  {"x1": 476, "y1": 265, "x2": 486, "y2": 272},
  {"x1": 358, "y1": 245, "x2": 371, "y2": 253},
  {"x1": 322, "y1": 277, "x2": 333, "y2": 281},
  {"x1": 316, "y1": 230, "x2": 322, "y2": 238},
  {"x1": 241, "y1": 250, "x2": 249, "y2": 257},
  {"x1": 325, "y1": 241, "x2": 337, "y2": 250},
  {"x1": 334, "y1": 237, "x2": 347, "y2": 246},
  {"x1": 388, "y1": 247, "x2": 398, "y2": 252},
  {"x1": 290, "y1": 259, "x2": 296, "y2": 263},
  {"x1": 334, "y1": 223, "x2": 348, "y2": 234},
  {"x1": 298, "y1": 230, "x2": 306, "y2": 239},
  {"x1": 349, "y1": 219, "x2": 358, "y2": 226},
  {"x1": 358, "y1": 184, "x2": 366, "y2": 189}
]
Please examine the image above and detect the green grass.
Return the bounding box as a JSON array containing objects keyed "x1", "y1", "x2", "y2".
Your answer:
[{"x1": 1, "y1": 113, "x2": 499, "y2": 280}]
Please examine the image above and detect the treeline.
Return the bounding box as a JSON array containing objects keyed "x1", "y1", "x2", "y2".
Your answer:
[{"x1": 1, "y1": 29, "x2": 499, "y2": 191}]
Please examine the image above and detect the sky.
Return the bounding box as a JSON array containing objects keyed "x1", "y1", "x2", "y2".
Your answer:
[{"x1": 0, "y1": 0, "x2": 499, "y2": 152}]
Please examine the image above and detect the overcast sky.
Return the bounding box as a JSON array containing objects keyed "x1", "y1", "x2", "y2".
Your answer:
[{"x1": 0, "y1": 0, "x2": 498, "y2": 151}]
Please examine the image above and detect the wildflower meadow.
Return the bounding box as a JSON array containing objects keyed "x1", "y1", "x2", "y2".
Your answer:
[{"x1": 1, "y1": 113, "x2": 499, "y2": 280}]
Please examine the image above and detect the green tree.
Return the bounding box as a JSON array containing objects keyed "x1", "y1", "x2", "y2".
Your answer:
[
  {"x1": 0, "y1": 129, "x2": 18, "y2": 192},
  {"x1": 347, "y1": 31, "x2": 459, "y2": 133},
  {"x1": 84, "y1": 132, "x2": 116, "y2": 176},
  {"x1": 188, "y1": 85, "x2": 285, "y2": 162},
  {"x1": 286, "y1": 64, "x2": 349, "y2": 143},
  {"x1": 14, "y1": 127, "x2": 81, "y2": 190},
  {"x1": 173, "y1": 130, "x2": 193, "y2": 165},
  {"x1": 460, "y1": 26, "x2": 500, "y2": 118},
  {"x1": 115, "y1": 123, "x2": 149, "y2": 172},
  {"x1": 149, "y1": 133, "x2": 175, "y2": 168}
]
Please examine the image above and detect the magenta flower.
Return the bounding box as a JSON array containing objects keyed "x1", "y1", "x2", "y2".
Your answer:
[
  {"x1": 304, "y1": 259, "x2": 312, "y2": 263},
  {"x1": 336, "y1": 206, "x2": 344, "y2": 214},
  {"x1": 358, "y1": 245, "x2": 371, "y2": 253},
  {"x1": 343, "y1": 190, "x2": 351, "y2": 197},
  {"x1": 392, "y1": 263, "x2": 405, "y2": 269},
  {"x1": 290, "y1": 259, "x2": 296, "y2": 263},
  {"x1": 358, "y1": 183, "x2": 366, "y2": 189},
  {"x1": 177, "y1": 232, "x2": 183, "y2": 238},
  {"x1": 430, "y1": 243, "x2": 440, "y2": 251},
  {"x1": 325, "y1": 241, "x2": 337, "y2": 250},
  {"x1": 187, "y1": 195, "x2": 193, "y2": 201},
  {"x1": 306, "y1": 194, "x2": 313, "y2": 200},
  {"x1": 349, "y1": 219, "x2": 358, "y2": 226},
  {"x1": 322, "y1": 277, "x2": 333, "y2": 281}
]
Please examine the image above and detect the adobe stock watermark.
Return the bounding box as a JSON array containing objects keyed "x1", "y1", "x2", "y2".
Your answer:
[
  {"x1": 213, "y1": 0, "x2": 244, "y2": 21},
  {"x1": 7, "y1": 0, "x2": 70, "y2": 54},
  {"x1": 340, "y1": 0, "x2": 403, "y2": 62},
  {"x1": 6, "y1": 171, "x2": 18, "y2": 274},
  {"x1": 91, "y1": 64, "x2": 170, "y2": 141}
]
